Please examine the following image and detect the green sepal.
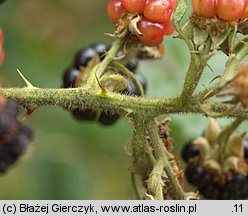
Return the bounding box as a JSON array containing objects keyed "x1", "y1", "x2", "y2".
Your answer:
[
  {"x1": 175, "y1": 20, "x2": 193, "y2": 40},
  {"x1": 226, "y1": 132, "x2": 246, "y2": 158},
  {"x1": 172, "y1": 0, "x2": 187, "y2": 28},
  {"x1": 210, "y1": 29, "x2": 231, "y2": 50},
  {"x1": 193, "y1": 27, "x2": 209, "y2": 47},
  {"x1": 100, "y1": 73, "x2": 127, "y2": 92}
]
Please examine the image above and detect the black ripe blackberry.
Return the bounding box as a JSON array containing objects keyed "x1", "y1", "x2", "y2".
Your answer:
[
  {"x1": 91, "y1": 43, "x2": 110, "y2": 61},
  {"x1": 0, "y1": 101, "x2": 19, "y2": 135},
  {"x1": 185, "y1": 161, "x2": 248, "y2": 199},
  {"x1": 199, "y1": 184, "x2": 222, "y2": 200},
  {"x1": 0, "y1": 124, "x2": 33, "y2": 173},
  {"x1": 74, "y1": 47, "x2": 96, "y2": 69},
  {"x1": 72, "y1": 108, "x2": 96, "y2": 121},
  {"x1": 186, "y1": 163, "x2": 214, "y2": 188},
  {"x1": 98, "y1": 111, "x2": 120, "y2": 125},
  {"x1": 0, "y1": 97, "x2": 33, "y2": 173},
  {"x1": 62, "y1": 68, "x2": 80, "y2": 88},
  {"x1": 244, "y1": 139, "x2": 248, "y2": 162},
  {"x1": 185, "y1": 163, "x2": 204, "y2": 186},
  {"x1": 125, "y1": 58, "x2": 139, "y2": 72},
  {"x1": 134, "y1": 72, "x2": 147, "y2": 94},
  {"x1": 74, "y1": 43, "x2": 111, "y2": 69},
  {"x1": 222, "y1": 173, "x2": 248, "y2": 200},
  {"x1": 123, "y1": 72, "x2": 147, "y2": 97},
  {"x1": 181, "y1": 141, "x2": 200, "y2": 163}
]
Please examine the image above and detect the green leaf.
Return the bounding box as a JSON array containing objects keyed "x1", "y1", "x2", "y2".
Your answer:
[{"x1": 228, "y1": 27, "x2": 237, "y2": 53}]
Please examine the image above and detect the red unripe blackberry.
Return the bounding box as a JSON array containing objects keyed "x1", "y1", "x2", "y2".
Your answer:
[
  {"x1": 163, "y1": 20, "x2": 175, "y2": 35},
  {"x1": 0, "y1": 29, "x2": 4, "y2": 65},
  {"x1": 144, "y1": 0, "x2": 173, "y2": 23},
  {"x1": 137, "y1": 19, "x2": 165, "y2": 46},
  {"x1": 242, "y1": 0, "x2": 248, "y2": 19},
  {"x1": 0, "y1": 48, "x2": 4, "y2": 65},
  {"x1": 192, "y1": 0, "x2": 217, "y2": 18},
  {"x1": 217, "y1": 0, "x2": 246, "y2": 21},
  {"x1": 171, "y1": 0, "x2": 177, "y2": 7},
  {"x1": 107, "y1": 0, "x2": 125, "y2": 23},
  {"x1": 0, "y1": 29, "x2": 3, "y2": 45},
  {"x1": 121, "y1": 0, "x2": 146, "y2": 13}
]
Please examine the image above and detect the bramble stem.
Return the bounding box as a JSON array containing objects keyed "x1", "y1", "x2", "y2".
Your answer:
[
  {"x1": 146, "y1": 119, "x2": 185, "y2": 200},
  {"x1": 3, "y1": 87, "x2": 248, "y2": 118},
  {"x1": 147, "y1": 159, "x2": 164, "y2": 200}
]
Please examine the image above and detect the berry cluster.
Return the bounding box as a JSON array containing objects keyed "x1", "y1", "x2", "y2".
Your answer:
[
  {"x1": 192, "y1": 0, "x2": 248, "y2": 21},
  {"x1": 62, "y1": 43, "x2": 147, "y2": 125},
  {"x1": 0, "y1": 95, "x2": 33, "y2": 173},
  {"x1": 107, "y1": 0, "x2": 176, "y2": 46},
  {"x1": 182, "y1": 140, "x2": 248, "y2": 199}
]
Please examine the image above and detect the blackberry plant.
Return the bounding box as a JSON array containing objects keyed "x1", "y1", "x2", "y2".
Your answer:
[{"x1": 1, "y1": 0, "x2": 248, "y2": 200}]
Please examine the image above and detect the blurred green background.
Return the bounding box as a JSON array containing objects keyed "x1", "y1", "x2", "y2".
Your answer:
[{"x1": 0, "y1": 0, "x2": 242, "y2": 199}]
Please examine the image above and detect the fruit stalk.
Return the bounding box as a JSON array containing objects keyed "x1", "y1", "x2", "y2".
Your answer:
[
  {"x1": 179, "y1": 38, "x2": 211, "y2": 105},
  {"x1": 85, "y1": 29, "x2": 129, "y2": 90}
]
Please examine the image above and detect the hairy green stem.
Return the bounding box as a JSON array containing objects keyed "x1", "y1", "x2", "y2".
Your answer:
[
  {"x1": 3, "y1": 87, "x2": 248, "y2": 118},
  {"x1": 132, "y1": 117, "x2": 146, "y2": 159},
  {"x1": 147, "y1": 159, "x2": 164, "y2": 200},
  {"x1": 85, "y1": 29, "x2": 129, "y2": 89},
  {"x1": 146, "y1": 119, "x2": 185, "y2": 200},
  {"x1": 131, "y1": 173, "x2": 141, "y2": 200},
  {"x1": 180, "y1": 39, "x2": 211, "y2": 105}
]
